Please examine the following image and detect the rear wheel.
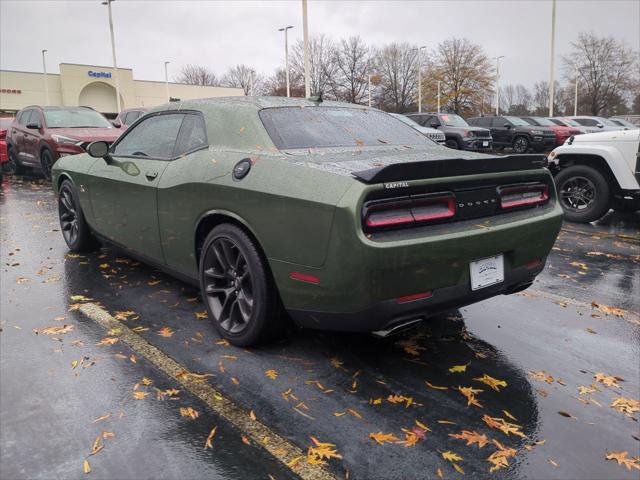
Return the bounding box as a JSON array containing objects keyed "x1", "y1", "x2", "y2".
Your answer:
[
  {"x1": 6, "y1": 147, "x2": 25, "y2": 175},
  {"x1": 58, "y1": 180, "x2": 97, "y2": 251},
  {"x1": 512, "y1": 136, "x2": 530, "y2": 154},
  {"x1": 555, "y1": 165, "x2": 611, "y2": 223},
  {"x1": 199, "y1": 224, "x2": 282, "y2": 346},
  {"x1": 41, "y1": 149, "x2": 54, "y2": 181}
]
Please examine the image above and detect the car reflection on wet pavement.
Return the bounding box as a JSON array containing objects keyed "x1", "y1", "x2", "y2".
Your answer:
[{"x1": 1, "y1": 175, "x2": 639, "y2": 479}]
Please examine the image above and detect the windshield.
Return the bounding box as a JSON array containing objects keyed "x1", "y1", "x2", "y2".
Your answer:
[
  {"x1": 558, "y1": 118, "x2": 581, "y2": 127},
  {"x1": 439, "y1": 114, "x2": 469, "y2": 127},
  {"x1": 390, "y1": 113, "x2": 420, "y2": 127},
  {"x1": 260, "y1": 107, "x2": 432, "y2": 149},
  {"x1": 611, "y1": 118, "x2": 638, "y2": 128},
  {"x1": 505, "y1": 116, "x2": 530, "y2": 126},
  {"x1": 44, "y1": 109, "x2": 112, "y2": 128},
  {"x1": 531, "y1": 117, "x2": 554, "y2": 126}
]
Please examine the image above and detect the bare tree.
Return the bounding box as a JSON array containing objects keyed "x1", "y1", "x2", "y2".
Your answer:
[
  {"x1": 532, "y1": 80, "x2": 563, "y2": 115},
  {"x1": 291, "y1": 34, "x2": 337, "y2": 97},
  {"x1": 263, "y1": 68, "x2": 305, "y2": 97},
  {"x1": 176, "y1": 64, "x2": 219, "y2": 86},
  {"x1": 329, "y1": 36, "x2": 373, "y2": 104},
  {"x1": 562, "y1": 32, "x2": 638, "y2": 115},
  {"x1": 374, "y1": 42, "x2": 418, "y2": 112},
  {"x1": 221, "y1": 64, "x2": 264, "y2": 96},
  {"x1": 423, "y1": 38, "x2": 494, "y2": 115},
  {"x1": 501, "y1": 84, "x2": 532, "y2": 115}
]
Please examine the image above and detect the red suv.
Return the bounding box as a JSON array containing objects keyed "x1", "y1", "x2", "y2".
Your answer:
[
  {"x1": 521, "y1": 116, "x2": 582, "y2": 147},
  {"x1": 6, "y1": 106, "x2": 123, "y2": 180}
]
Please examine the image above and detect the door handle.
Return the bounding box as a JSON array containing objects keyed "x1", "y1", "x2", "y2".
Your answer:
[{"x1": 145, "y1": 171, "x2": 158, "y2": 181}]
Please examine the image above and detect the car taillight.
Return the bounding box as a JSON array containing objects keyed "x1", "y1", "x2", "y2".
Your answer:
[
  {"x1": 498, "y1": 183, "x2": 549, "y2": 209},
  {"x1": 363, "y1": 193, "x2": 455, "y2": 231}
]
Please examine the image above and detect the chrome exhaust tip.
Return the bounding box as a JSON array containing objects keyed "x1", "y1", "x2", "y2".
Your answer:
[{"x1": 371, "y1": 318, "x2": 424, "y2": 338}]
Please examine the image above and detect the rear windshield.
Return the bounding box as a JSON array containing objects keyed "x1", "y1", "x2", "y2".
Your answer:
[
  {"x1": 259, "y1": 107, "x2": 431, "y2": 149},
  {"x1": 44, "y1": 109, "x2": 112, "y2": 128}
]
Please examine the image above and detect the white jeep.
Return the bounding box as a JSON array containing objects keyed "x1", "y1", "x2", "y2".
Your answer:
[{"x1": 548, "y1": 129, "x2": 640, "y2": 223}]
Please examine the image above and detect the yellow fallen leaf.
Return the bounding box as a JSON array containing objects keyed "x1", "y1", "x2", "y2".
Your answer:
[
  {"x1": 158, "y1": 327, "x2": 174, "y2": 338},
  {"x1": 474, "y1": 374, "x2": 507, "y2": 392},
  {"x1": 425, "y1": 381, "x2": 448, "y2": 390},
  {"x1": 605, "y1": 451, "x2": 640, "y2": 470},
  {"x1": 442, "y1": 450, "x2": 463, "y2": 462},
  {"x1": 83, "y1": 459, "x2": 91, "y2": 474},
  {"x1": 204, "y1": 426, "x2": 217, "y2": 449},
  {"x1": 265, "y1": 369, "x2": 278, "y2": 380},
  {"x1": 449, "y1": 362, "x2": 470, "y2": 373},
  {"x1": 369, "y1": 432, "x2": 399, "y2": 445}
]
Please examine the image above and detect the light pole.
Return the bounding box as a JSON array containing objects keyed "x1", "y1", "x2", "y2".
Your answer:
[
  {"x1": 574, "y1": 64, "x2": 579, "y2": 116},
  {"x1": 548, "y1": 0, "x2": 557, "y2": 116},
  {"x1": 102, "y1": 0, "x2": 121, "y2": 113},
  {"x1": 278, "y1": 26, "x2": 294, "y2": 97},
  {"x1": 493, "y1": 55, "x2": 504, "y2": 116},
  {"x1": 41, "y1": 49, "x2": 49, "y2": 105},
  {"x1": 301, "y1": 0, "x2": 310, "y2": 97},
  {"x1": 411, "y1": 46, "x2": 426, "y2": 112},
  {"x1": 249, "y1": 69, "x2": 255, "y2": 97},
  {"x1": 164, "y1": 61, "x2": 170, "y2": 102},
  {"x1": 437, "y1": 80, "x2": 441, "y2": 113},
  {"x1": 368, "y1": 74, "x2": 372, "y2": 107}
]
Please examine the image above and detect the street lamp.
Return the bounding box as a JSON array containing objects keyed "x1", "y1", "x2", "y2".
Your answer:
[
  {"x1": 101, "y1": 0, "x2": 122, "y2": 113},
  {"x1": 437, "y1": 80, "x2": 441, "y2": 114},
  {"x1": 301, "y1": 0, "x2": 310, "y2": 97},
  {"x1": 278, "y1": 26, "x2": 294, "y2": 97},
  {"x1": 249, "y1": 69, "x2": 255, "y2": 97},
  {"x1": 164, "y1": 61, "x2": 170, "y2": 102},
  {"x1": 411, "y1": 46, "x2": 427, "y2": 113},
  {"x1": 548, "y1": 0, "x2": 557, "y2": 116},
  {"x1": 41, "y1": 49, "x2": 49, "y2": 105},
  {"x1": 493, "y1": 55, "x2": 505, "y2": 116}
]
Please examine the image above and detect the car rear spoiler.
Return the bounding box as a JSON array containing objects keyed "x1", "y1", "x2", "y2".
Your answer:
[{"x1": 352, "y1": 154, "x2": 548, "y2": 184}]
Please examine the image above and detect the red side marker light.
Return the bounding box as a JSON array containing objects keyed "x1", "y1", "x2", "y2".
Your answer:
[
  {"x1": 396, "y1": 291, "x2": 433, "y2": 304},
  {"x1": 525, "y1": 258, "x2": 542, "y2": 269},
  {"x1": 289, "y1": 272, "x2": 320, "y2": 284}
]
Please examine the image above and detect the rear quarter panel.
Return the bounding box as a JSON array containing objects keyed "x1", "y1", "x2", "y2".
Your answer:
[{"x1": 156, "y1": 148, "x2": 354, "y2": 278}]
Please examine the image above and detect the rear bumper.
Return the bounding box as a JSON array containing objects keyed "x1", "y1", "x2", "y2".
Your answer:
[
  {"x1": 288, "y1": 261, "x2": 544, "y2": 332},
  {"x1": 270, "y1": 171, "x2": 563, "y2": 332}
]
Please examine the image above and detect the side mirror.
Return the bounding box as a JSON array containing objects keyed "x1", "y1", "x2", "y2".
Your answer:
[
  {"x1": 112, "y1": 120, "x2": 122, "y2": 128},
  {"x1": 26, "y1": 122, "x2": 40, "y2": 129},
  {"x1": 429, "y1": 122, "x2": 439, "y2": 128},
  {"x1": 596, "y1": 123, "x2": 603, "y2": 128},
  {"x1": 86, "y1": 141, "x2": 110, "y2": 159},
  {"x1": 503, "y1": 123, "x2": 511, "y2": 129}
]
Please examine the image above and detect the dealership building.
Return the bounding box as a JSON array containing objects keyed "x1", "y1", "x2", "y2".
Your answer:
[{"x1": 0, "y1": 62, "x2": 244, "y2": 116}]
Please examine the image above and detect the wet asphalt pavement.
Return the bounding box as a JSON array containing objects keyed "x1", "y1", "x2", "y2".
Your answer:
[{"x1": 1, "y1": 174, "x2": 639, "y2": 480}]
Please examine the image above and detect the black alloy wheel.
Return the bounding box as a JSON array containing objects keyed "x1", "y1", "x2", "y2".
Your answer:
[
  {"x1": 445, "y1": 139, "x2": 459, "y2": 149},
  {"x1": 512, "y1": 136, "x2": 530, "y2": 154},
  {"x1": 203, "y1": 237, "x2": 254, "y2": 335},
  {"x1": 41, "y1": 149, "x2": 54, "y2": 181},
  {"x1": 554, "y1": 165, "x2": 610, "y2": 223},
  {"x1": 559, "y1": 176, "x2": 596, "y2": 212},
  {"x1": 58, "y1": 180, "x2": 97, "y2": 251},
  {"x1": 199, "y1": 224, "x2": 282, "y2": 346}
]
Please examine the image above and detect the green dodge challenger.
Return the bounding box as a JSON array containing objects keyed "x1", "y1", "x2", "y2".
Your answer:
[{"x1": 52, "y1": 97, "x2": 563, "y2": 346}]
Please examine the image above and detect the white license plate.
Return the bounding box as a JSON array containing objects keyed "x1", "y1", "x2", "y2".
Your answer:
[
  {"x1": 470, "y1": 254, "x2": 504, "y2": 291},
  {"x1": 482, "y1": 141, "x2": 489, "y2": 147}
]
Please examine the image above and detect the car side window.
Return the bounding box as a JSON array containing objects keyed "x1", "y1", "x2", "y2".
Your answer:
[
  {"x1": 494, "y1": 117, "x2": 507, "y2": 127},
  {"x1": 122, "y1": 112, "x2": 135, "y2": 125},
  {"x1": 173, "y1": 114, "x2": 208, "y2": 157},
  {"x1": 16, "y1": 111, "x2": 26, "y2": 125},
  {"x1": 112, "y1": 113, "x2": 184, "y2": 159},
  {"x1": 24, "y1": 110, "x2": 40, "y2": 127},
  {"x1": 430, "y1": 116, "x2": 441, "y2": 126}
]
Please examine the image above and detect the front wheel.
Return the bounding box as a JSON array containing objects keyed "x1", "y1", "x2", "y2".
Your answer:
[
  {"x1": 555, "y1": 165, "x2": 611, "y2": 223},
  {"x1": 512, "y1": 136, "x2": 530, "y2": 154},
  {"x1": 58, "y1": 180, "x2": 97, "y2": 251},
  {"x1": 445, "y1": 139, "x2": 460, "y2": 149},
  {"x1": 199, "y1": 224, "x2": 282, "y2": 346}
]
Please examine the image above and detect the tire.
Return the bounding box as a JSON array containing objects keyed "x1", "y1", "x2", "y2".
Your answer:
[
  {"x1": 445, "y1": 139, "x2": 460, "y2": 149},
  {"x1": 199, "y1": 224, "x2": 282, "y2": 346},
  {"x1": 6, "y1": 146, "x2": 26, "y2": 175},
  {"x1": 512, "y1": 136, "x2": 530, "y2": 154},
  {"x1": 555, "y1": 165, "x2": 611, "y2": 223},
  {"x1": 41, "y1": 148, "x2": 54, "y2": 181},
  {"x1": 58, "y1": 180, "x2": 97, "y2": 251}
]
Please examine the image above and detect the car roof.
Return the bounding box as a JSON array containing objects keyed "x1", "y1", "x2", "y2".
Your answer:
[{"x1": 154, "y1": 96, "x2": 368, "y2": 113}]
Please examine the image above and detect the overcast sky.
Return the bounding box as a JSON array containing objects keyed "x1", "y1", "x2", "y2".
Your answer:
[{"x1": 1, "y1": 0, "x2": 638, "y2": 89}]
